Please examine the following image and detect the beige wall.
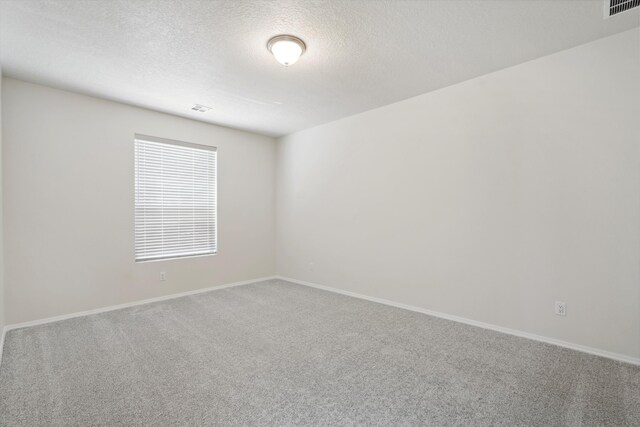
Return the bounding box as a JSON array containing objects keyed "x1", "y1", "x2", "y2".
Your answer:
[
  {"x1": 276, "y1": 29, "x2": 640, "y2": 359},
  {"x1": 3, "y1": 78, "x2": 276, "y2": 324}
]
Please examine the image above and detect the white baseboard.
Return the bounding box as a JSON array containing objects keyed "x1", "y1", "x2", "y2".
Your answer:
[
  {"x1": 3, "y1": 275, "x2": 638, "y2": 368},
  {"x1": 0, "y1": 325, "x2": 6, "y2": 367},
  {"x1": 3, "y1": 275, "x2": 278, "y2": 334},
  {"x1": 277, "y1": 275, "x2": 640, "y2": 366}
]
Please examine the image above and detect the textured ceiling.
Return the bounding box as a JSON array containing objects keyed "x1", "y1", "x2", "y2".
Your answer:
[{"x1": 1, "y1": 0, "x2": 638, "y2": 137}]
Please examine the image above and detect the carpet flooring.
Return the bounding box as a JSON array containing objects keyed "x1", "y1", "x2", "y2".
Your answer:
[{"x1": 0, "y1": 279, "x2": 638, "y2": 426}]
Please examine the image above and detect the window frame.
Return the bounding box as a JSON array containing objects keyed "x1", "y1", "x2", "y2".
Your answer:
[{"x1": 134, "y1": 134, "x2": 218, "y2": 263}]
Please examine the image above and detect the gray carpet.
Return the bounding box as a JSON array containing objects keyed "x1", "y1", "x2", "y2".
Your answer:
[{"x1": 0, "y1": 279, "x2": 638, "y2": 426}]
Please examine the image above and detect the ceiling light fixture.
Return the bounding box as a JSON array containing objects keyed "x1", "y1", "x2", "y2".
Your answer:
[{"x1": 267, "y1": 35, "x2": 306, "y2": 67}]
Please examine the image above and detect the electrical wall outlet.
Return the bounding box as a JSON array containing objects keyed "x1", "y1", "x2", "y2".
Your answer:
[
  {"x1": 160, "y1": 272, "x2": 166, "y2": 281},
  {"x1": 555, "y1": 301, "x2": 566, "y2": 316}
]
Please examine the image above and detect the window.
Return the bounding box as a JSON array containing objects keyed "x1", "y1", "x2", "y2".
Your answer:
[{"x1": 134, "y1": 135, "x2": 217, "y2": 262}]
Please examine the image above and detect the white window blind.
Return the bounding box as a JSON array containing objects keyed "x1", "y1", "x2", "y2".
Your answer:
[{"x1": 135, "y1": 135, "x2": 217, "y2": 262}]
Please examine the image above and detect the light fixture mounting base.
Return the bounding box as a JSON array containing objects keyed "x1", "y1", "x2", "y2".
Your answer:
[{"x1": 267, "y1": 35, "x2": 306, "y2": 55}]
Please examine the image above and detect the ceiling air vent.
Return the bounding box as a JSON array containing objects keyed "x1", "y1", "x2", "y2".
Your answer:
[
  {"x1": 605, "y1": 0, "x2": 640, "y2": 17},
  {"x1": 191, "y1": 104, "x2": 212, "y2": 113}
]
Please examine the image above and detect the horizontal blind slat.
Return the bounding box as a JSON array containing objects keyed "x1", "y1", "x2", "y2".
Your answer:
[{"x1": 135, "y1": 137, "x2": 217, "y2": 262}]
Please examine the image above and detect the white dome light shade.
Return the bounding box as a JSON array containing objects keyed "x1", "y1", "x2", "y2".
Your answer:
[{"x1": 267, "y1": 35, "x2": 306, "y2": 66}]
